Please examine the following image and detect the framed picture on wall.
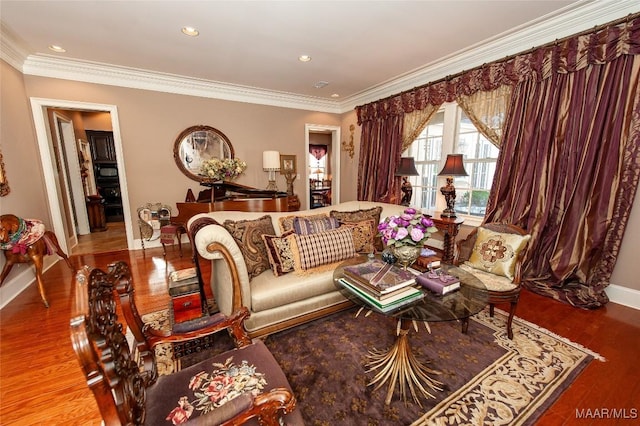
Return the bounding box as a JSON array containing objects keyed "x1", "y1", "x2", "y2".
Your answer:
[{"x1": 280, "y1": 154, "x2": 296, "y2": 174}]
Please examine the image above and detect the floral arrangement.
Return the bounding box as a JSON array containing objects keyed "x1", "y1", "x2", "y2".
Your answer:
[
  {"x1": 199, "y1": 157, "x2": 247, "y2": 181},
  {"x1": 377, "y1": 207, "x2": 438, "y2": 247}
]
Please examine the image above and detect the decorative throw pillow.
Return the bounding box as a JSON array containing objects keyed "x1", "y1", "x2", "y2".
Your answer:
[
  {"x1": 278, "y1": 213, "x2": 329, "y2": 233},
  {"x1": 292, "y1": 228, "x2": 356, "y2": 271},
  {"x1": 466, "y1": 227, "x2": 531, "y2": 281},
  {"x1": 293, "y1": 216, "x2": 341, "y2": 235},
  {"x1": 340, "y1": 219, "x2": 376, "y2": 254},
  {"x1": 223, "y1": 215, "x2": 275, "y2": 280},
  {"x1": 262, "y1": 231, "x2": 297, "y2": 277},
  {"x1": 330, "y1": 206, "x2": 384, "y2": 251},
  {"x1": 329, "y1": 206, "x2": 383, "y2": 225}
]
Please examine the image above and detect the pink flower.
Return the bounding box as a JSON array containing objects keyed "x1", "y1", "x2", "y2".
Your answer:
[
  {"x1": 395, "y1": 227, "x2": 408, "y2": 240},
  {"x1": 410, "y1": 228, "x2": 424, "y2": 242}
]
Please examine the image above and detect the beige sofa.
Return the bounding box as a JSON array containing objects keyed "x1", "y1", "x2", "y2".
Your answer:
[{"x1": 189, "y1": 201, "x2": 408, "y2": 338}]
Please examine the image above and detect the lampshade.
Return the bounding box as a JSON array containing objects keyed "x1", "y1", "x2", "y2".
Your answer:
[
  {"x1": 262, "y1": 151, "x2": 280, "y2": 170},
  {"x1": 395, "y1": 157, "x2": 419, "y2": 176},
  {"x1": 437, "y1": 154, "x2": 468, "y2": 176}
]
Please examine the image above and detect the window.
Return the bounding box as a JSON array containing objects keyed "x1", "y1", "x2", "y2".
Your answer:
[{"x1": 404, "y1": 103, "x2": 499, "y2": 218}]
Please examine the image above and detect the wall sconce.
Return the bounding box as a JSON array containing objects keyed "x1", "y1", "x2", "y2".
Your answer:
[
  {"x1": 262, "y1": 150, "x2": 280, "y2": 191},
  {"x1": 395, "y1": 157, "x2": 419, "y2": 206},
  {"x1": 341, "y1": 124, "x2": 355, "y2": 159},
  {"x1": 437, "y1": 154, "x2": 468, "y2": 218}
]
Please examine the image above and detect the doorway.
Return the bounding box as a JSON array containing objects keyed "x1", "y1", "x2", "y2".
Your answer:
[
  {"x1": 30, "y1": 98, "x2": 134, "y2": 255},
  {"x1": 305, "y1": 124, "x2": 341, "y2": 210}
]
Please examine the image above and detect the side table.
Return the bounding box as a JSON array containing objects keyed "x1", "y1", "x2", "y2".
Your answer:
[{"x1": 429, "y1": 215, "x2": 464, "y2": 264}]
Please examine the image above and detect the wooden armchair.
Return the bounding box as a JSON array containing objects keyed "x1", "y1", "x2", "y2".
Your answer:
[
  {"x1": 454, "y1": 223, "x2": 530, "y2": 339},
  {"x1": 70, "y1": 261, "x2": 301, "y2": 425}
]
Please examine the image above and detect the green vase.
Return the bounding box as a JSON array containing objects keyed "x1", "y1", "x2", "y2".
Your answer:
[{"x1": 392, "y1": 245, "x2": 421, "y2": 270}]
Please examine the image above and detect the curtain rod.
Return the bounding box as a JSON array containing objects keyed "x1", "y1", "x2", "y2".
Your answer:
[{"x1": 366, "y1": 11, "x2": 640, "y2": 106}]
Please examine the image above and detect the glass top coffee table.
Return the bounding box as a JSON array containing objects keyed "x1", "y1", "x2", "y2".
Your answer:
[{"x1": 334, "y1": 255, "x2": 488, "y2": 405}]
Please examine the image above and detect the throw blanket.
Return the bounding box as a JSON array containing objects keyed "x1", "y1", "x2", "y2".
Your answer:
[{"x1": 0, "y1": 218, "x2": 53, "y2": 255}]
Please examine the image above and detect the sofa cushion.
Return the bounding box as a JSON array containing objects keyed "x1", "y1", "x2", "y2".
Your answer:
[
  {"x1": 262, "y1": 231, "x2": 296, "y2": 277},
  {"x1": 329, "y1": 206, "x2": 383, "y2": 225},
  {"x1": 293, "y1": 216, "x2": 340, "y2": 235},
  {"x1": 340, "y1": 219, "x2": 376, "y2": 254},
  {"x1": 292, "y1": 227, "x2": 356, "y2": 271},
  {"x1": 223, "y1": 215, "x2": 275, "y2": 280},
  {"x1": 466, "y1": 227, "x2": 531, "y2": 281},
  {"x1": 250, "y1": 268, "x2": 338, "y2": 312},
  {"x1": 278, "y1": 213, "x2": 328, "y2": 233},
  {"x1": 330, "y1": 206, "x2": 384, "y2": 251}
]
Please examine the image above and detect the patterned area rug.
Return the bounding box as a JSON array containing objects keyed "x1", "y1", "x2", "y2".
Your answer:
[{"x1": 139, "y1": 307, "x2": 603, "y2": 425}]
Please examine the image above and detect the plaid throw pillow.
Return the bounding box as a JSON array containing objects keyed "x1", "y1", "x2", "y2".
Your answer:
[{"x1": 292, "y1": 228, "x2": 356, "y2": 271}]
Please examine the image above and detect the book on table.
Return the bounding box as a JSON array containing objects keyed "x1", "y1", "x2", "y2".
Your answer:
[
  {"x1": 416, "y1": 269, "x2": 461, "y2": 295},
  {"x1": 343, "y1": 258, "x2": 416, "y2": 296},
  {"x1": 338, "y1": 278, "x2": 424, "y2": 312}
]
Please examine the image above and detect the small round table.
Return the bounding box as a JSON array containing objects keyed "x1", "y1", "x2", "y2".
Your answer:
[{"x1": 334, "y1": 255, "x2": 488, "y2": 405}]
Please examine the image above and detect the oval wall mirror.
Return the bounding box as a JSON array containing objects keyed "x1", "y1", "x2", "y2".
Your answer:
[{"x1": 173, "y1": 125, "x2": 235, "y2": 182}]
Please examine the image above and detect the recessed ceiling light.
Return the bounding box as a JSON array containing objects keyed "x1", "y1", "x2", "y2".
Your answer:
[
  {"x1": 331, "y1": 93, "x2": 340, "y2": 98},
  {"x1": 314, "y1": 81, "x2": 329, "y2": 89},
  {"x1": 48, "y1": 45, "x2": 66, "y2": 53},
  {"x1": 181, "y1": 26, "x2": 199, "y2": 37},
  {"x1": 298, "y1": 55, "x2": 312, "y2": 62}
]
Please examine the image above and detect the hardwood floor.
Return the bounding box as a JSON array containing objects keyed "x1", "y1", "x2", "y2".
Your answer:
[
  {"x1": 1, "y1": 247, "x2": 638, "y2": 425},
  {"x1": 72, "y1": 221, "x2": 128, "y2": 255}
]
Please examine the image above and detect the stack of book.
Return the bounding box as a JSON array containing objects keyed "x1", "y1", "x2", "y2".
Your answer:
[{"x1": 338, "y1": 259, "x2": 424, "y2": 313}]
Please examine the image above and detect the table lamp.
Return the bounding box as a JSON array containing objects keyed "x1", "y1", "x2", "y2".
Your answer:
[
  {"x1": 395, "y1": 157, "x2": 419, "y2": 206},
  {"x1": 263, "y1": 150, "x2": 280, "y2": 191},
  {"x1": 437, "y1": 154, "x2": 468, "y2": 218}
]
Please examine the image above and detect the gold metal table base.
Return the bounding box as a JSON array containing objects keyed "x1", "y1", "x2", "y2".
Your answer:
[{"x1": 366, "y1": 319, "x2": 443, "y2": 406}]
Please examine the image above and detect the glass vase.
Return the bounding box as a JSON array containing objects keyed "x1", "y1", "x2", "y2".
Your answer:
[{"x1": 392, "y1": 245, "x2": 421, "y2": 270}]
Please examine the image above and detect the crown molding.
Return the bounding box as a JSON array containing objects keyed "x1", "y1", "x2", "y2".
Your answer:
[
  {"x1": 339, "y1": 0, "x2": 639, "y2": 112},
  {"x1": 3, "y1": 0, "x2": 637, "y2": 115},
  {"x1": 0, "y1": 22, "x2": 29, "y2": 72},
  {"x1": 20, "y1": 55, "x2": 343, "y2": 113}
]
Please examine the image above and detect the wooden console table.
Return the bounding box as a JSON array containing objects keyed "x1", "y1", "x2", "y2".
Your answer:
[{"x1": 428, "y1": 215, "x2": 464, "y2": 264}]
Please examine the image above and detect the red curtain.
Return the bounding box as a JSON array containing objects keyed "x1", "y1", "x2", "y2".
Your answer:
[
  {"x1": 357, "y1": 100, "x2": 404, "y2": 203},
  {"x1": 486, "y1": 52, "x2": 640, "y2": 308}
]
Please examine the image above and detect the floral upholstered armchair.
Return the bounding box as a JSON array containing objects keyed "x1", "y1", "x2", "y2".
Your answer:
[
  {"x1": 454, "y1": 223, "x2": 530, "y2": 339},
  {"x1": 70, "y1": 261, "x2": 302, "y2": 425}
]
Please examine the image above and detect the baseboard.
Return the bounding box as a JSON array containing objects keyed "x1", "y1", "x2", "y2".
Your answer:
[
  {"x1": 605, "y1": 283, "x2": 640, "y2": 310},
  {"x1": 0, "y1": 256, "x2": 56, "y2": 309}
]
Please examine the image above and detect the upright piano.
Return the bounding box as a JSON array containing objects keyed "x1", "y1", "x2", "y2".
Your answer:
[{"x1": 172, "y1": 181, "x2": 299, "y2": 226}]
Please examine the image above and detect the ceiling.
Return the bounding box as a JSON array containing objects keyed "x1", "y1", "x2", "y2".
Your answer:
[{"x1": 1, "y1": 1, "x2": 636, "y2": 112}]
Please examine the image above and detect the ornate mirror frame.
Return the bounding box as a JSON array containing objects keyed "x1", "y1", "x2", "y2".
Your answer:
[{"x1": 173, "y1": 125, "x2": 235, "y2": 183}]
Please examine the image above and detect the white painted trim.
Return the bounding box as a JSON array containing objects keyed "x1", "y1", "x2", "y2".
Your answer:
[
  {"x1": 305, "y1": 124, "x2": 341, "y2": 210},
  {"x1": 0, "y1": 257, "x2": 56, "y2": 309},
  {"x1": 606, "y1": 284, "x2": 640, "y2": 311},
  {"x1": 21, "y1": 56, "x2": 342, "y2": 114},
  {"x1": 2, "y1": 1, "x2": 635, "y2": 114},
  {"x1": 339, "y1": 0, "x2": 639, "y2": 111},
  {"x1": 29, "y1": 98, "x2": 135, "y2": 254}
]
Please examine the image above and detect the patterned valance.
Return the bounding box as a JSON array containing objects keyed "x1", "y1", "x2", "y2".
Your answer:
[{"x1": 357, "y1": 13, "x2": 640, "y2": 124}]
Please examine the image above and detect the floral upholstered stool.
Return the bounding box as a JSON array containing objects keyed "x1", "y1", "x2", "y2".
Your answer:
[{"x1": 161, "y1": 223, "x2": 187, "y2": 257}]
